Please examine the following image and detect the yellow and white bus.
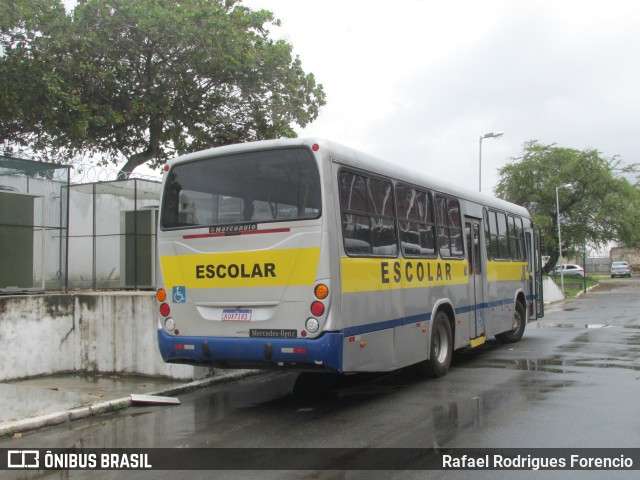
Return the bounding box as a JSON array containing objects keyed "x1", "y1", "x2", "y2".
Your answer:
[{"x1": 155, "y1": 138, "x2": 544, "y2": 376}]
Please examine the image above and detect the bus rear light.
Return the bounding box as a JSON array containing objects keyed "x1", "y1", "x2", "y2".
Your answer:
[
  {"x1": 312, "y1": 143, "x2": 320, "y2": 151},
  {"x1": 310, "y1": 301, "x2": 325, "y2": 317},
  {"x1": 160, "y1": 303, "x2": 171, "y2": 317},
  {"x1": 305, "y1": 318, "x2": 320, "y2": 333},
  {"x1": 156, "y1": 288, "x2": 167, "y2": 302},
  {"x1": 164, "y1": 318, "x2": 175, "y2": 332},
  {"x1": 314, "y1": 284, "x2": 329, "y2": 300}
]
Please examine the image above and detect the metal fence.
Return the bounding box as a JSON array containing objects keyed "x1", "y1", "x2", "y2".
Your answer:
[
  {"x1": 1, "y1": 156, "x2": 164, "y2": 293},
  {"x1": 68, "y1": 178, "x2": 161, "y2": 290},
  {"x1": 0, "y1": 156, "x2": 71, "y2": 293}
]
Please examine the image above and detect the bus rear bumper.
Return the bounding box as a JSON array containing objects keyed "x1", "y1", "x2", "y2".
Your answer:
[{"x1": 157, "y1": 330, "x2": 344, "y2": 372}]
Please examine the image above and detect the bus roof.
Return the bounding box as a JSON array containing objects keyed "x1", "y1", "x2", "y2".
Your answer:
[{"x1": 167, "y1": 138, "x2": 530, "y2": 219}]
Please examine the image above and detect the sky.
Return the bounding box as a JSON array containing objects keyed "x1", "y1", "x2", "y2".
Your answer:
[{"x1": 240, "y1": 0, "x2": 640, "y2": 194}]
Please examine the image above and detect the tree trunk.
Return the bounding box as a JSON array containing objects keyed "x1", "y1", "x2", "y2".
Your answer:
[
  {"x1": 543, "y1": 248, "x2": 559, "y2": 275},
  {"x1": 118, "y1": 117, "x2": 162, "y2": 176}
]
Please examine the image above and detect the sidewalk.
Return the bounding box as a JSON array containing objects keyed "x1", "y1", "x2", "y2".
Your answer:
[{"x1": 0, "y1": 370, "x2": 258, "y2": 437}]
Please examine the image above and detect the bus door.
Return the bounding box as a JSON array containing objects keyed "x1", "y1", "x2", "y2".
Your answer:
[
  {"x1": 525, "y1": 228, "x2": 545, "y2": 320},
  {"x1": 465, "y1": 219, "x2": 486, "y2": 339},
  {"x1": 533, "y1": 227, "x2": 544, "y2": 318}
]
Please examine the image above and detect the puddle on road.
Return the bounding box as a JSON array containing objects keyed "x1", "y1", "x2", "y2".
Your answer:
[
  {"x1": 461, "y1": 357, "x2": 575, "y2": 374},
  {"x1": 532, "y1": 322, "x2": 612, "y2": 329},
  {"x1": 475, "y1": 356, "x2": 640, "y2": 374},
  {"x1": 262, "y1": 369, "x2": 580, "y2": 448}
]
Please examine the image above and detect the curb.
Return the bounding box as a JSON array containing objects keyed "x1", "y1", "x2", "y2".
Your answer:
[
  {"x1": 575, "y1": 284, "x2": 600, "y2": 298},
  {"x1": 0, "y1": 369, "x2": 260, "y2": 438}
]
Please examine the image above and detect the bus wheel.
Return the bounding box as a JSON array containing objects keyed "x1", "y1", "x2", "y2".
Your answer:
[
  {"x1": 495, "y1": 300, "x2": 526, "y2": 344},
  {"x1": 415, "y1": 310, "x2": 452, "y2": 378}
]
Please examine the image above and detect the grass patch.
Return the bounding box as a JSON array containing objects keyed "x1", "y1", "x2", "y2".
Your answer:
[{"x1": 549, "y1": 274, "x2": 600, "y2": 298}]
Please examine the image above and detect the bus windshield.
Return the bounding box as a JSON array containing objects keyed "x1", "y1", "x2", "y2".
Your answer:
[{"x1": 161, "y1": 147, "x2": 322, "y2": 230}]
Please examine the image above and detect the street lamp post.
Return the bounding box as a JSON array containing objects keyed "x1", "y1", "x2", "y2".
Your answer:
[
  {"x1": 556, "y1": 183, "x2": 572, "y2": 296},
  {"x1": 478, "y1": 131, "x2": 504, "y2": 192}
]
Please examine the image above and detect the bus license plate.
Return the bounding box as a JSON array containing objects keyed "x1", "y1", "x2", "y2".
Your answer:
[{"x1": 222, "y1": 309, "x2": 252, "y2": 321}]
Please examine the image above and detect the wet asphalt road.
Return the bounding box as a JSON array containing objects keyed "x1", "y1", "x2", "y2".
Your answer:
[{"x1": 3, "y1": 280, "x2": 640, "y2": 479}]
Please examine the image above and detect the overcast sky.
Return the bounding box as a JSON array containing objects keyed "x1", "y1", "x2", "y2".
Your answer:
[{"x1": 242, "y1": 0, "x2": 640, "y2": 194}]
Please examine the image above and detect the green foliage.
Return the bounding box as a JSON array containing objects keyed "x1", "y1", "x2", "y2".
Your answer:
[
  {"x1": 495, "y1": 141, "x2": 640, "y2": 271},
  {"x1": 0, "y1": 0, "x2": 326, "y2": 172},
  {"x1": 553, "y1": 274, "x2": 599, "y2": 299}
]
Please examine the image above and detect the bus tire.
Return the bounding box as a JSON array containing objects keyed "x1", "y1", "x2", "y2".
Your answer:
[
  {"x1": 495, "y1": 300, "x2": 526, "y2": 344},
  {"x1": 416, "y1": 310, "x2": 453, "y2": 378}
]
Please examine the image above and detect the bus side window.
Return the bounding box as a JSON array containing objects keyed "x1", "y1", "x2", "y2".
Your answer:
[
  {"x1": 436, "y1": 197, "x2": 451, "y2": 257},
  {"x1": 367, "y1": 177, "x2": 397, "y2": 256},
  {"x1": 340, "y1": 172, "x2": 367, "y2": 213},
  {"x1": 435, "y1": 195, "x2": 463, "y2": 259},
  {"x1": 339, "y1": 170, "x2": 397, "y2": 257},
  {"x1": 340, "y1": 172, "x2": 372, "y2": 255},
  {"x1": 483, "y1": 209, "x2": 492, "y2": 259},
  {"x1": 509, "y1": 215, "x2": 525, "y2": 260},
  {"x1": 448, "y1": 198, "x2": 463, "y2": 257},
  {"x1": 342, "y1": 213, "x2": 373, "y2": 254},
  {"x1": 496, "y1": 212, "x2": 510, "y2": 259},
  {"x1": 487, "y1": 210, "x2": 501, "y2": 259},
  {"x1": 397, "y1": 185, "x2": 436, "y2": 257}
]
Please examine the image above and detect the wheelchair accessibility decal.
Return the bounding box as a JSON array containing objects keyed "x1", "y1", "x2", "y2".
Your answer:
[{"x1": 172, "y1": 286, "x2": 186, "y2": 303}]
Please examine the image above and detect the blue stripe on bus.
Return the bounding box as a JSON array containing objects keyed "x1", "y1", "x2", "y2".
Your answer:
[
  {"x1": 342, "y1": 312, "x2": 432, "y2": 337},
  {"x1": 343, "y1": 296, "x2": 526, "y2": 337},
  {"x1": 454, "y1": 297, "x2": 516, "y2": 314}
]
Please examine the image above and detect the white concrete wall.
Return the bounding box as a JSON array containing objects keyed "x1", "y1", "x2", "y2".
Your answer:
[
  {"x1": 543, "y1": 276, "x2": 564, "y2": 304},
  {"x1": 0, "y1": 292, "x2": 209, "y2": 381},
  {"x1": 0, "y1": 295, "x2": 76, "y2": 378}
]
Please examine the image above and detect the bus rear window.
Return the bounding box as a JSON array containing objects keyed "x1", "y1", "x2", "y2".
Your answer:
[{"x1": 161, "y1": 147, "x2": 321, "y2": 229}]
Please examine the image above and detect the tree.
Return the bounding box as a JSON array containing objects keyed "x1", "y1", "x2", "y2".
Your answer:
[
  {"x1": 495, "y1": 141, "x2": 640, "y2": 272},
  {"x1": 0, "y1": 0, "x2": 326, "y2": 173}
]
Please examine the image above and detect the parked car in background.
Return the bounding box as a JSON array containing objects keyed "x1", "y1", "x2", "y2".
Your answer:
[
  {"x1": 610, "y1": 261, "x2": 632, "y2": 278},
  {"x1": 552, "y1": 264, "x2": 585, "y2": 277}
]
